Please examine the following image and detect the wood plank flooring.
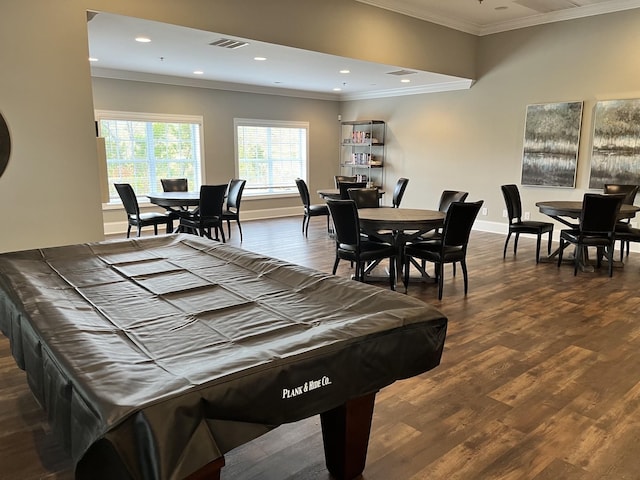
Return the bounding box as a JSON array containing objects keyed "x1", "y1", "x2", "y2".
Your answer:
[{"x1": 2, "y1": 217, "x2": 640, "y2": 479}]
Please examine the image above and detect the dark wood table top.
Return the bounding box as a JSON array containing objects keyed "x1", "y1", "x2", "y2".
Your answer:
[
  {"x1": 358, "y1": 207, "x2": 444, "y2": 233},
  {"x1": 536, "y1": 200, "x2": 640, "y2": 219},
  {"x1": 147, "y1": 191, "x2": 200, "y2": 207},
  {"x1": 317, "y1": 188, "x2": 385, "y2": 200}
]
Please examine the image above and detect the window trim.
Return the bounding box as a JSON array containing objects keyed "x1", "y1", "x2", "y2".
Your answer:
[
  {"x1": 95, "y1": 110, "x2": 205, "y2": 204},
  {"x1": 234, "y1": 118, "x2": 309, "y2": 198}
]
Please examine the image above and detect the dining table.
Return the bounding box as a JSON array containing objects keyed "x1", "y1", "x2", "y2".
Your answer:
[
  {"x1": 147, "y1": 191, "x2": 201, "y2": 210},
  {"x1": 357, "y1": 207, "x2": 445, "y2": 282},
  {"x1": 536, "y1": 200, "x2": 640, "y2": 270},
  {"x1": 317, "y1": 188, "x2": 385, "y2": 201}
]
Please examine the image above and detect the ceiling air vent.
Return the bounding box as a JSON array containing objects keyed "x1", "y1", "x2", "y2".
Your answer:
[
  {"x1": 209, "y1": 38, "x2": 249, "y2": 49},
  {"x1": 386, "y1": 69, "x2": 418, "y2": 76}
]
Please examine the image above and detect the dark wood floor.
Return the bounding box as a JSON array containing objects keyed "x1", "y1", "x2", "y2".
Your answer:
[{"x1": 2, "y1": 216, "x2": 640, "y2": 479}]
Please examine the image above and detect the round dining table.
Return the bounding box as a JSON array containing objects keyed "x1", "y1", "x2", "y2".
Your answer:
[
  {"x1": 147, "y1": 191, "x2": 201, "y2": 209},
  {"x1": 536, "y1": 200, "x2": 640, "y2": 228},
  {"x1": 357, "y1": 207, "x2": 445, "y2": 283},
  {"x1": 536, "y1": 200, "x2": 640, "y2": 271}
]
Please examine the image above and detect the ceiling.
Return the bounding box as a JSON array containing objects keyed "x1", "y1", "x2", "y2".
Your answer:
[{"x1": 87, "y1": 1, "x2": 640, "y2": 100}]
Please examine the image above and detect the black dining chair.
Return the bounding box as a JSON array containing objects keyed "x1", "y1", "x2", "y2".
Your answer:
[
  {"x1": 501, "y1": 184, "x2": 554, "y2": 264},
  {"x1": 222, "y1": 178, "x2": 247, "y2": 242},
  {"x1": 326, "y1": 199, "x2": 397, "y2": 290},
  {"x1": 392, "y1": 178, "x2": 409, "y2": 208},
  {"x1": 295, "y1": 178, "x2": 330, "y2": 237},
  {"x1": 114, "y1": 183, "x2": 173, "y2": 238},
  {"x1": 161, "y1": 178, "x2": 188, "y2": 192},
  {"x1": 334, "y1": 175, "x2": 357, "y2": 188},
  {"x1": 348, "y1": 188, "x2": 380, "y2": 208},
  {"x1": 178, "y1": 184, "x2": 227, "y2": 242},
  {"x1": 604, "y1": 184, "x2": 639, "y2": 260},
  {"x1": 338, "y1": 181, "x2": 368, "y2": 200},
  {"x1": 557, "y1": 193, "x2": 624, "y2": 277},
  {"x1": 404, "y1": 200, "x2": 483, "y2": 300},
  {"x1": 417, "y1": 190, "x2": 469, "y2": 242}
]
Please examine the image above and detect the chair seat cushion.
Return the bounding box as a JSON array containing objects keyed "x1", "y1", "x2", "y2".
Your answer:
[
  {"x1": 308, "y1": 204, "x2": 329, "y2": 215},
  {"x1": 338, "y1": 240, "x2": 395, "y2": 262},
  {"x1": 614, "y1": 226, "x2": 640, "y2": 240},
  {"x1": 511, "y1": 221, "x2": 553, "y2": 233},
  {"x1": 132, "y1": 212, "x2": 169, "y2": 225},
  {"x1": 560, "y1": 229, "x2": 614, "y2": 247}
]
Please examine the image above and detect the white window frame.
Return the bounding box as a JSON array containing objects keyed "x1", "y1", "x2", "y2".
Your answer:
[
  {"x1": 95, "y1": 110, "x2": 205, "y2": 204},
  {"x1": 234, "y1": 118, "x2": 309, "y2": 199}
]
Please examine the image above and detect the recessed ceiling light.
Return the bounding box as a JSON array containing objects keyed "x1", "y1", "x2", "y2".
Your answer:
[
  {"x1": 401, "y1": 79, "x2": 411, "y2": 83},
  {"x1": 340, "y1": 70, "x2": 350, "y2": 74},
  {"x1": 135, "y1": 36, "x2": 151, "y2": 43},
  {"x1": 495, "y1": 6, "x2": 508, "y2": 10},
  {"x1": 333, "y1": 87, "x2": 342, "y2": 91},
  {"x1": 254, "y1": 57, "x2": 267, "y2": 61},
  {"x1": 88, "y1": 57, "x2": 98, "y2": 62},
  {"x1": 193, "y1": 70, "x2": 204, "y2": 75}
]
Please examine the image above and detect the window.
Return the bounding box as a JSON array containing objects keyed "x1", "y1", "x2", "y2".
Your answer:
[
  {"x1": 96, "y1": 111, "x2": 203, "y2": 203},
  {"x1": 235, "y1": 119, "x2": 308, "y2": 196}
]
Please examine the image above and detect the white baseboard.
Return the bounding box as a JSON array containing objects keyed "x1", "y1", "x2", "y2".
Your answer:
[{"x1": 103, "y1": 207, "x2": 301, "y2": 236}]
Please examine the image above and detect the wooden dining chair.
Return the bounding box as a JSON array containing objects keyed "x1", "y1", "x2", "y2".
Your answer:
[
  {"x1": 222, "y1": 178, "x2": 246, "y2": 242},
  {"x1": 177, "y1": 184, "x2": 227, "y2": 241},
  {"x1": 326, "y1": 199, "x2": 396, "y2": 290},
  {"x1": 114, "y1": 183, "x2": 173, "y2": 238},
  {"x1": 557, "y1": 193, "x2": 624, "y2": 277},
  {"x1": 404, "y1": 200, "x2": 483, "y2": 300},
  {"x1": 604, "y1": 184, "x2": 639, "y2": 260},
  {"x1": 295, "y1": 178, "x2": 330, "y2": 237},
  {"x1": 501, "y1": 184, "x2": 554, "y2": 263}
]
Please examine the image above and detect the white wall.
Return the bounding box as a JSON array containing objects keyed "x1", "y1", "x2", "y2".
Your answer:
[{"x1": 340, "y1": 10, "x2": 640, "y2": 236}]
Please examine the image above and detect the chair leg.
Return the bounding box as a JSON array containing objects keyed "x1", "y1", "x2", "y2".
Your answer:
[
  {"x1": 547, "y1": 230, "x2": 553, "y2": 255},
  {"x1": 574, "y1": 245, "x2": 580, "y2": 276},
  {"x1": 226, "y1": 219, "x2": 232, "y2": 239},
  {"x1": 535, "y1": 233, "x2": 542, "y2": 264},
  {"x1": 513, "y1": 233, "x2": 520, "y2": 255},
  {"x1": 332, "y1": 256, "x2": 340, "y2": 275},
  {"x1": 137, "y1": 225, "x2": 142, "y2": 237},
  {"x1": 461, "y1": 259, "x2": 469, "y2": 295},
  {"x1": 304, "y1": 215, "x2": 310, "y2": 237},
  {"x1": 403, "y1": 254, "x2": 411, "y2": 294},
  {"x1": 503, "y1": 231, "x2": 512, "y2": 258},
  {"x1": 557, "y1": 238, "x2": 565, "y2": 267},
  {"x1": 219, "y1": 225, "x2": 226, "y2": 243},
  {"x1": 437, "y1": 262, "x2": 444, "y2": 300},
  {"x1": 237, "y1": 220, "x2": 243, "y2": 243},
  {"x1": 301, "y1": 215, "x2": 307, "y2": 235},
  {"x1": 126, "y1": 225, "x2": 132, "y2": 238},
  {"x1": 608, "y1": 244, "x2": 614, "y2": 277},
  {"x1": 389, "y1": 257, "x2": 395, "y2": 291},
  {"x1": 153, "y1": 224, "x2": 158, "y2": 235}
]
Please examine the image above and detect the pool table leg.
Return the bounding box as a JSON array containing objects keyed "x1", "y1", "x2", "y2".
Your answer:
[
  {"x1": 320, "y1": 391, "x2": 377, "y2": 480},
  {"x1": 185, "y1": 455, "x2": 225, "y2": 480}
]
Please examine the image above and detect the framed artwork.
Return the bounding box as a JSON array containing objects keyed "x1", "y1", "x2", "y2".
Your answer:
[
  {"x1": 521, "y1": 101, "x2": 583, "y2": 187},
  {"x1": 589, "y1": 99, "x2": 640, "y2": 189}
]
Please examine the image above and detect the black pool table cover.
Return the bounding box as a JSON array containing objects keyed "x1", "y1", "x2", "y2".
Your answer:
[{"x1": 0, "y1": 234, "x2": 447, "y2": 479}]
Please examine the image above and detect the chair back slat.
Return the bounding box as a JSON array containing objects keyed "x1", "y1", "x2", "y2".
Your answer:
[
  {"x1": 338, "y1": 181, "x2": 367, "y2": 200},
  {"x1": 199, "y1": 185, "x2": 227, "y2": 218},
  {"x1": 580, "y1": 193, "x2": 624, "y2": 234},
  {"x1": 295, "y1": 178, "x2": 311, "y2": 207},
  {"x1": 439, "y1": 190, "x2": 469, "y2": 213},
  {"x1": 392, "y1": 178, "x2": 409, "y2": 208},
  {"x1": 348, "y1": 188, "x2": 379, "y2": 208},
  {"x1": 603, "y1": 184, "x2": 639, "y2": 205},
  {"x1": 327, "y1": 200, "x2": 361, "y2": 247},
  {"x1": 114, "y1": 183, "x2": 140, "y2": 217},
  {"x1": 442, "y1": 200, "x2": 483, "y2": 247},
  {"x1": 500, "y1": 184, "x2": 522, "y2": 221},
  {"x1": 226, "y1": 179, "x2": 246, "y2": 211},
  {"x1": 161, "y1": 178, "x2": 188, "y2": 192}
]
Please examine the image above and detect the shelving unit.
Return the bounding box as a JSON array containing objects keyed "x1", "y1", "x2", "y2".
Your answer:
[{"x1": 339, "y1": 120, "x2": 386, "y2": 188}]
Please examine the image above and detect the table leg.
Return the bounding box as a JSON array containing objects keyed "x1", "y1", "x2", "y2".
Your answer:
[{"x1": 320, "y1": 391, "x2": 377, "y2": 480}]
